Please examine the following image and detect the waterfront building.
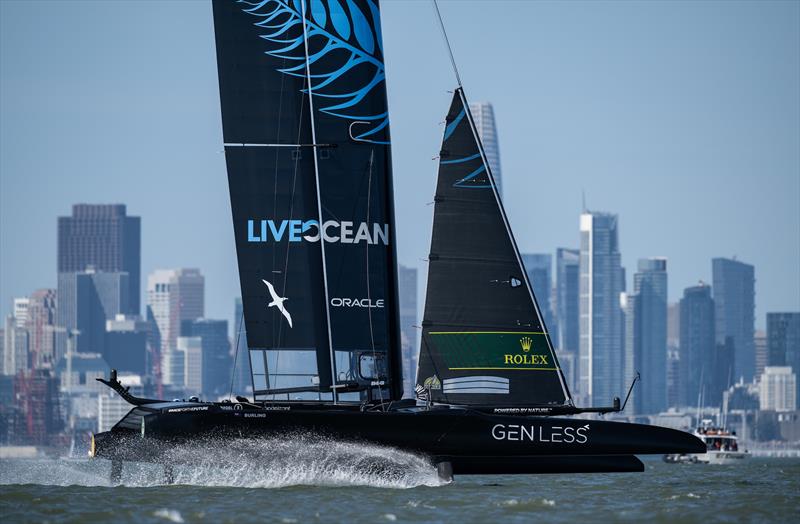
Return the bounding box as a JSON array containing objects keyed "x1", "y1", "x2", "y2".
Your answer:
[
  {"x1": 399, "y1": 264, "x2": 418, "y2": 398},
  {"x1": 579, "y1": 211, "x2": 625, "y2": 406},
  {"x1": 468, "y1": 101, "x2": 502, "y2": 198},
  {"x1": 759, "y1": 366, "x2": 797, "y2": 412},
  {"x1": 712, "y1": 258, "x2": 755, "y2": 382},
  {"x1": 11, "y1": 369, "x2": 62, "y2": 446},
  {"x1": 183, "y1": 319, "x2": 229, "y2": 399},
  {"x1": 522, "y1": 254, "x2": 556, "y2": 334},
  {"x1": 556, "y1": 248, "x2": 580, "y2": 354},
  {"x1": 678, "y1": 283, "x2": 716, "y2": 407},
  {"x1": 58, "y1": 204, "x2": 141, "y2": 314},
  {"x1": 146, "y1": 268, "x2": 204, "y2": 375}
]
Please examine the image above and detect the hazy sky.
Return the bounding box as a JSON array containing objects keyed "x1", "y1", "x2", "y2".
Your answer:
[{"x1": 1, "y1": 0, "x2": 798, "y2": 330}]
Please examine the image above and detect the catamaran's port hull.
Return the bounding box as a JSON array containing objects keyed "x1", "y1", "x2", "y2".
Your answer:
[{"x1": 91, "y1": 402, "x2": 703, "y2": 475}]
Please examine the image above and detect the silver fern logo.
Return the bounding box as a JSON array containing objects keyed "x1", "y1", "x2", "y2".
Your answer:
[{"x1": 240, "y1": 0, "x2": 389, "y2": 143}]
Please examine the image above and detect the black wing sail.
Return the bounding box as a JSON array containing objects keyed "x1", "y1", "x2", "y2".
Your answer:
[
  {"x1": 213, "y1": 0, "x2": 402, "y2": 402},
  {"x1": 416, "y1": 88, "x2": 571, "y2": 408}
]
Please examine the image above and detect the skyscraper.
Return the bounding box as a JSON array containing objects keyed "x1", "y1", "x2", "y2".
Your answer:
[
  {"x1": 759, "y1": 367, "x2": 796, "y2": 412},
  {"x1": 522, "y1": 254, "x2": 555, "y2": 333},
  {"x1": 767, "y1": 312, "x2": 800, "y2": 401},
  {"x1": 57, "y1": 269, "x2": 130, "y2": 354},
  {"x1": 556, "y1": 248, "x2": 580, "y2": 353},
  {"x1": 58, "y1": 204, "x2": 141, "y2": 314},
  {"x1": 712, "y1": 258, "x2": 755, "y2": 382},
  {"x1": 579, "y1": 211, "x2": 625, "y2": 406},
  {"x1": 3, "y1": 314, "x2": 28, "y2": 375},
  {"x1": 679, "y1": 284, "x2": 716, "y2": 407},
  {"x1": 468, "y1": 101, "x2": 502, "y2": 198},
  {"x1": 183, "y1": 318, "x2": 230, "y2": 399},
  {"x1": 398, "y1": 264, "x2": 418, "y2": 398},
  {"x1": 146, "y1": 268, "x2": 205, "y2": 365},
  {"x1": 631, "y1": 258, "x2": 668, "y2": 414}
]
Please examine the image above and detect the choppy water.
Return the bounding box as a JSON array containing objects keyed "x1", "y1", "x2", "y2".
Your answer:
[{"x1": 1, "y1": 439, "x2": 798, "y2": 523}]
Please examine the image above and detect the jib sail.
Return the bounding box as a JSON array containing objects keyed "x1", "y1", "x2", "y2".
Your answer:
[
  {"x1": 212, "y1": 0, "x2": 402, "y2": 402},
  {"x1": 416, "y1": 88, "x2": 571, "y2": 407}
]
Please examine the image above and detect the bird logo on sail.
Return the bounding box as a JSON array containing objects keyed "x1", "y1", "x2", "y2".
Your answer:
[
  {"x1": 520, "y1": 336, "x2": 532, "y2": 353},
  {"x1": 262, "y1": 279, "x2": 292, "y2": 328}
]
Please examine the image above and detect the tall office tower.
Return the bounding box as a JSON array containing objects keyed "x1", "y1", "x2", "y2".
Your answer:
[
  {"x1": 3, "y1": 314, "x2": 28, "y2": 375},
  {"x1": 579, "y1": 212, "x2": 625, "y2": 406},
  {"x1": 146, "y1": 268, "x2": 205, "y2": 366},
  {"x1": 232, "y1": 297, "x2": 251, "y2": 393},
  {"x1": 468, "y1": 101, "x2": 502, "y2": 198},
  {"x1": 667, "y1": 303, "x2": 680, "y2": 349},
  {"x1": 57, "y1": 269, "x2": 130, "y2": 354},
  {"x1": 754, "y1": 330, "x2": 768, "y2": 379},
  {"x1": 12, "y1": 298, "x2": 30, "y2": 328},
  {"x1": 666, "y1": 348, "x2": 681, "y2": 409},
  {"x1": 767, "y1": 312, "x2": 800, "y2": 400},
  {"x1": 759, "y1": 367, "x2": 796, "y2": 412},
  {"x1": 183, "y1": 319, "x2": 230, "y2": 399},
  {"x1": 678, "y1": 284, "x2": 716, "y2": 407},
  {"x1": 398, "y1": 264, "x2": 418, "y2": 398},
  {"x1": 556, "y1": 248, "x2": 580, "y2": 353},
  {"x1": 57, "y1": 204, "x2": 141, "y2": 314},
  {"x1": 522, "y1": 254, "x2": 556, "y2": 333},
  {"x1": 631, "y1": 258, "x2": 668, "y2": 414},
  {"x1": 712, "y1": 258, "x2": 755, "y2": 382},
  {"x1": 26, "y1": 289, "x2": 58, "y2": 368},
  {"x1": 104, "y1": 315, "x2": 148, "y2": 374}
]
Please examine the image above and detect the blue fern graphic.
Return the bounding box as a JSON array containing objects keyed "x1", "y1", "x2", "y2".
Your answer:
[{"x1": 238, "y1": 0, "x2": 389, "y2": 143}]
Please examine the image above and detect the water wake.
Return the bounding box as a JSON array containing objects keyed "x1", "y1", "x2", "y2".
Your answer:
[{"x1": 0, "y1": 435, "x2": 445, "y2": 489}]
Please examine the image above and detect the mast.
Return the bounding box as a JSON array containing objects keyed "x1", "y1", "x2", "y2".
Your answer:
[{"x1": 300, "y1": 0, "x2": 339, "y2": 404}]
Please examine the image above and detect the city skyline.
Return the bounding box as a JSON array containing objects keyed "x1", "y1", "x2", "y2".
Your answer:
[{"x1": 2, "y1": 0, "x2": 799, "y2": 330}]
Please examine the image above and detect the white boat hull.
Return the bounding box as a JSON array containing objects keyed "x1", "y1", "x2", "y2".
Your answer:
[{"x1": 693, "y1": 450, "x2": 749, "y2": 465}]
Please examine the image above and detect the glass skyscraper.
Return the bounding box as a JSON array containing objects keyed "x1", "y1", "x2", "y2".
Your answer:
[
  {"x1": 626, "y1": 258, "x2": 668, "y2": 414},
  {"x1": 767, "y1": 312, "x2": 800, "y2": 401},
  {"x1": 556, "y1": 248, "x2": 580, "y2": 353},
  {"x1": 712, "y1": 258, "x2": 755, "y2": 382},
  {"x1": 469, "y1": 101, "x2": 502, "y2": 198},
  {"x1": 679, "y1": 283, "x2": 715, "y2": 407},
  {"x1": 521, "y1": 254, "x2": 555, "y2": 334},
  {"x1": 579, "y1": 212, "x2": 625, "y2": 406}
]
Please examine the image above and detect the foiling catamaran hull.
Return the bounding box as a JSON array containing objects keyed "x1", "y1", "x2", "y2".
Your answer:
[{"x1": 90, "y1": 397, "x2": 703, "y2": 477}]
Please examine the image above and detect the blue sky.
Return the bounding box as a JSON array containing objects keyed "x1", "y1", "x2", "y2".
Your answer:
[{"x1": 1, "y1": 0, "x2": 798, "y2": 330}]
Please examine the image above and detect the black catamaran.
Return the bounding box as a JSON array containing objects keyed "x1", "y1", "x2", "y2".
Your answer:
[{"x1": 91, "y1": 0, "x2": 703, "y2": 480}]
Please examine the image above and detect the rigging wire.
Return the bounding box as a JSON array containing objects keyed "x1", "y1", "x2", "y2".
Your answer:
[{"x1": 431, "y1": 0, "x2": 462, "y2": 88}]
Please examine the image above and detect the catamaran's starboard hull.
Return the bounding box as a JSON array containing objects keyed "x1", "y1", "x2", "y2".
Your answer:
[{"x1": 91, "y1": 402, "x2": 703, "y2": 476}]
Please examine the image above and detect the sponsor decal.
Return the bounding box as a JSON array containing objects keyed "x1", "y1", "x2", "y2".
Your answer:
[
  {"x1": 493, "y1": 407, "x2": 553, "y2": 415},
  {"x1": 262, "y1": 279, "x2": 293, "y2": 328},
  {"x1": 330, "y1": 298, "x2": 384, "y2": 308},
  {"x1": 491, "y1": 423, "x2": 590, "y2": 444},
  {"x1": 244, "y1": 413, "x2": 268, "y2": 418},
  {"x1": 428, "y1": 332, "x2": 556, "y2": 371},
  {"x1": 167, "y1": 406, "x2": 209, "y2": 413},
  {"x1": 442, "y1": 376, "x2": 509, "y2": 395},
  {"x1": 247, "y1": 219, "x2": 389, "y2": 245}
]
